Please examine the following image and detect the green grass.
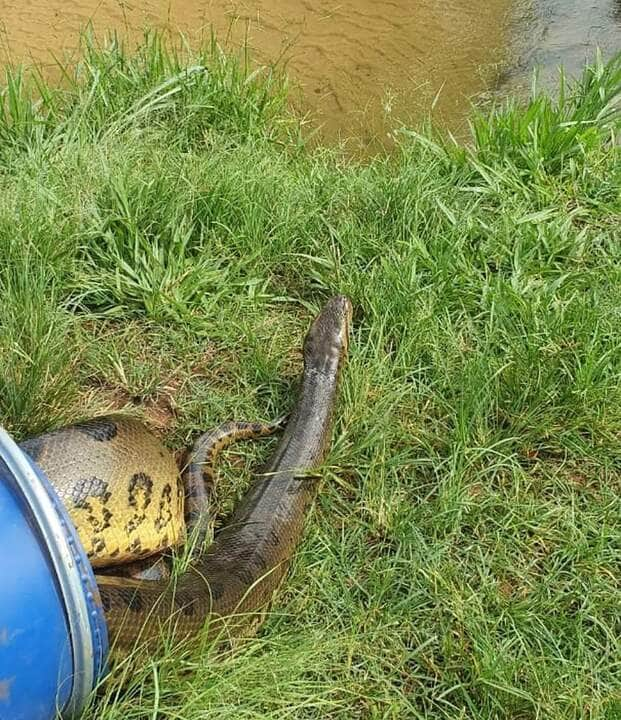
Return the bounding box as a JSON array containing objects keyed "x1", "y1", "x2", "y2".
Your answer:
[{"x1": 1, "y1": 34, "x2": 620, "y2": 719}]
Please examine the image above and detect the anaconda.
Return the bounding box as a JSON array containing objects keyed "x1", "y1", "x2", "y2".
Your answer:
[
  {"x1": 19, "y1": 295, "x2": 352, "y2": 650},
  {"x1": 20, "y1": 417, "x2": 283, "y2": 569}
]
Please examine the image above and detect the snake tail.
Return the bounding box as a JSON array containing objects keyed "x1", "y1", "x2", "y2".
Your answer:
[{"x1": 182, "y1": 418, "x2": 285, "y2": 549}]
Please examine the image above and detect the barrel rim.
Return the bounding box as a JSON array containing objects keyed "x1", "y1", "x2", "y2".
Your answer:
[{"x1": 0, "y1": 425, "x2": 106, "y2": 718}]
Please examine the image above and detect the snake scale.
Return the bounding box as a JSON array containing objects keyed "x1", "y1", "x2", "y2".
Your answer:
[{"x1": 19, "y1": 296, "x2": 352, "y2": 651}]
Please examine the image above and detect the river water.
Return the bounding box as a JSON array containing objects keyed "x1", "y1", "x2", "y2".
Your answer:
[{"x1": 0, "y1": 0, "x2": 619, "y2": 147}]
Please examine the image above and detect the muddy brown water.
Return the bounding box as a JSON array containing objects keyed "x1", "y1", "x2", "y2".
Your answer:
[{"x1": 0, "y1": 0, "x2": 619, "y2": 149}]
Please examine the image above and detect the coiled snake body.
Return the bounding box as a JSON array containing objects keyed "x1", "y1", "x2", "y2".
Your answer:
[{"x1": 19, "y1": 296, "x2": 351, "y2": 650}]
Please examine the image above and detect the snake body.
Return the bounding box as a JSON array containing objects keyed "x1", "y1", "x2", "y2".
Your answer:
[
  {"x1": 19, "y1": 296, "x2": 351, "y2": 650},
  {"x1": 20, "y1": 417, "x2": 185, "y2": 568}
]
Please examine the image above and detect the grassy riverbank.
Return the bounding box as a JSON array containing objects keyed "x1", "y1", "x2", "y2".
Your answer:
[{"x1": 1, "y1": 36, "x2": 620, "y2": 719}]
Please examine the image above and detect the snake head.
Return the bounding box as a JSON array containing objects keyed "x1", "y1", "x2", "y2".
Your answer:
[{"x1": 303, "y1": 295, "x2": 353, "y2": 376}]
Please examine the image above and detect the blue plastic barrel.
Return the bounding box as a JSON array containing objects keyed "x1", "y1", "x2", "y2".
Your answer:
[{"x1": 0, "y1": 426, "x2": 109, "y2": 720}]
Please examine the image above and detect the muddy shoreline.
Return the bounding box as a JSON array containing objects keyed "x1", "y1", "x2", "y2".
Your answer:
[{"x1": 0, "y1": 0, "x2": 618, "y2": 147}]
